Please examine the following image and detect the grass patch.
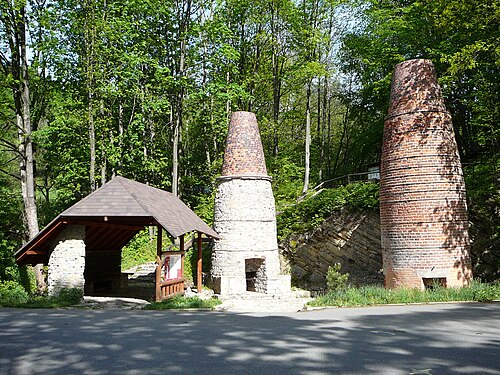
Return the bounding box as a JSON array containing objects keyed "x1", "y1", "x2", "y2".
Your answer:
[
  {"x1": 308, "y1": 281, "x2": 500, "y2": 308},
  {"x1": 144, "y1": 295, "x2": 221, "y2": 310}
]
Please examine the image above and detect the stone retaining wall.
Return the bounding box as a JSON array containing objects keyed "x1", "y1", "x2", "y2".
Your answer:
[{"x1": 281, "y1": 207, "x2": 382, "y2": 291}]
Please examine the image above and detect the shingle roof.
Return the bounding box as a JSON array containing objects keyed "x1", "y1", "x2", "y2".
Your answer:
[
  {"x1": 61, "y1": 176, "x2": 218, "y2": 238},
  {"x1": 61, "y1": 177, "x2": 149, "y2": 217},
  {"x1": 15, "y1": 176, "x2": 219, "y2": 265}
]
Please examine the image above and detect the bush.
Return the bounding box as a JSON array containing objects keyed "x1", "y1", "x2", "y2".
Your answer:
[
  {"x1": 277, "y1": 182, "x2": 379, "y2": 241},
  {"x1": 57, "y1": 288, "x2": 83, "y2": 305},
  {"x1": 326, "y1": 263, "x2": 349, "y2": 291},
  {"x1": 469, "y1": 280, "x2": 499, "y2": 302},
  {"x1": 184, "y1": 242, "x2": 212, "y2": 285},
  {"x1": 0, "y1": 280, "x2": 29, "y2": 306},
  {"x1": 20, "y1": 288, "x2": 84, "y2": 308}
]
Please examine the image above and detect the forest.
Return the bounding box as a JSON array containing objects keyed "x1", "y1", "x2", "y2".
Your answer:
[{"x1": 0, "y1": 0, "x2": 499, "y2": 290}]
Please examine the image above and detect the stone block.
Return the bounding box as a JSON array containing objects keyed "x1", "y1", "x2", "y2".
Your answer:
[{"x1": 266, "y1": 275, "x2": 291, "y2": 294}]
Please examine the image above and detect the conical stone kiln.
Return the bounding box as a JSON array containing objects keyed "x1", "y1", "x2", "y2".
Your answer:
[{"x1": 210, "y1": 111, "x2": 291, "y2": 296}]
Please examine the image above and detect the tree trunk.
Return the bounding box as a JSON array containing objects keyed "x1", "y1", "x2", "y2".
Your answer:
[
  {"x1": 118, "y1": 100, "x2": 124, "y2": 173},
  {"x1": 3, "y1": 5, "x2": 45, "y2": 291},
  {"x1": 172, "y1": 113, "x2": 180, "y2": 196},
  {"x1": 85, "y1": 0, "x2": 96, "y2": 192},
  {"x1": 271, "y1": 6, "x2": 281, "y2": 157},
  {"x1": 302, "y1": 80, "x2": 312, "y2": 195},
  {"x1": 88, "y1": 97, "x2": 96, "y2": 191},
  {"x1": 332, "y1": 106, "x2": 349, "y2": 176},
  {"x1": 316, "y1": 78, "x2": 322, "y2": 181},
  {"x1": 319, "y1": 76, "x2": 328, "y2": 181},
  {"x1": 100, "y1": 100, "x2": 106, "y2": 185},
  {"x1": 172, "y1": 0, "x2": 192, "y2": 197}
]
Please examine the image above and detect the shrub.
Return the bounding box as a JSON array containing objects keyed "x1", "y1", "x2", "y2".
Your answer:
[
  {"x1": 326, "y1": 263, "x2": 349, "y2": 291},
  {"x1": 0, "y1": 280, "x2": 29, "y2": 306},
  {"x1": 277, "y1": 182, "x2": 379, "y2": 241},
  {"x1": 469, "y1": 281, "x2": 499, "y2": 302},
  {"x1": 184, "y1": 242, "x2": 212, "y2": 285},
  {"x1": 57, "y1": 288, "x2": 84, "y2": 305}
]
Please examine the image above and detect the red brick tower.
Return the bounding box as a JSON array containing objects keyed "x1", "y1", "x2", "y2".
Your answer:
[{"x1": 380, "y1": 59, "x2": 472, "y2": 289}]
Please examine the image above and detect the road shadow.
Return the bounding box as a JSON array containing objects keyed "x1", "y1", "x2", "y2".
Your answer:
[{"x1": 0, "y1": 303, "x2": 499, "y2": 375}]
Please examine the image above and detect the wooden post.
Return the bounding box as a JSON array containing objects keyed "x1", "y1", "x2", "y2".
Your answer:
[
  {"x1": 180, "y1": 234, "x2": 184, "y2": 252},
  {"x1": 197, "y1": 231, "x2": 202, "y2": 293},
  {"x1": 180, "y1": 234, "x2": 185, "y2": 294},
  {"x1": 155, "y1": 226, "x2": 162, "y2": 302}
]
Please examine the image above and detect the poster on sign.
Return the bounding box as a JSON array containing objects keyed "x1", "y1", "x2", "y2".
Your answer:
[{"x1": 162, "y1": 254, "x2": 182, "y2": 281}]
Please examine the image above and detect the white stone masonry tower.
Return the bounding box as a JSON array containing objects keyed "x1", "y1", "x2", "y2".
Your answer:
[{"x1": 210, "y1": 111, "x2": 291, "y2": 296}]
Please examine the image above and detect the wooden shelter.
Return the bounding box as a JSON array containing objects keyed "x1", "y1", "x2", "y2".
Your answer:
[{"x1": 15, "y1": 176, "x2": 219, "y2": 301}]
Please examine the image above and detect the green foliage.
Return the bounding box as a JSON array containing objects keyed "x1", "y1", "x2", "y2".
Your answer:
[
  {"x1": 309, "y1": 281, "x2": 500, "y2": 308},
  {"x1": 33, "y1": 90, "x2": 90, "y2": 222},
  {"x1": 144, "y1": 295, "x2": 221, "y2": 310},
  {"x1": 22, "y1": 289, "x2": 84, "y2": 308},
  {"x1": 326, "y1": 263, "x2": 349, "y2": 291},
  {"x1": 184, "y1": 243, "x2": 212, "y2": 285},
  {"x1": 277, "y1": 182, "x2": 379, "y2": 241},
  {"x1": 0, "y1": 284, "x2": 83, "y2": 308},
  {"x1": 463, "y1": 156, "x2": 500, "y2": 282},
  {"x1": 0, "y1": 280, "x2": 29, "y2": 306},
  {"x1": 270, "y1": 155, "x2": 305, "y2": 211},
  {"x1": 57, "y1": 288, "x2": 84, "y2": 305},
  {"x1": 193, "y1": 190, "x2": 216, "y2": 226},
  {"x1": 121, "y1": 230, "x2": 158, "y2": 271},
  {"x1": 0, "y1": 0, "x2": 498, "y2": 290},
  {"x1": 0, "y1": 171, "x2": 25, "y2": 285},
  {"x1": 0, "y1": 234, "x2": 18, "y2": 282},
  {"x1": 340, "y1": 0, "x2": 500, "y2": 163}
]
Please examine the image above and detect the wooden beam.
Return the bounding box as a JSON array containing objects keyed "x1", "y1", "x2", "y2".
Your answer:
[
  {"x1": 197, "y1": 231, "x2": 202, "y2": 293},
  {"x1": 61, "y1": 219, "x2": 143, "y2": 231},
  {"x1": 16, "y1": 220, "x2": 66, "y2": 263},
  {"x1": 62, "y1": 216, "x2": 157, "y2": 226},
  {"x1": 160, "y1": 250, "x2": 185, "y2": 256},
  {"x1": 155, "y1": 226, "x2": 162, "y2": 302},
  {"x1": 161, "y1": 277, "x2": 186, "y2": 287},
  {"x1": 26, "y1": 249, "x2": 49, "y2": 255}
]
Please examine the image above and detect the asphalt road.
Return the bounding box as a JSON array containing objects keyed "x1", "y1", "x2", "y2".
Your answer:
[{"x1": 0, "y1": 302, "x2": 499, "y2": 375}]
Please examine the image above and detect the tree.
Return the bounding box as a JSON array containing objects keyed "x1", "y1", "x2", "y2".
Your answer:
[
  {"x1": 338, "y1": 0, "x2": 500, "y2": 165},
  {"x1": 0, "y1": 0, "x2": 47, "y2": 291}
]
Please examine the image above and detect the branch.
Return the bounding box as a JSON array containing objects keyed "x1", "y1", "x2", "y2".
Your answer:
[
  {"x1": 0, "y1": 138, "x2": 20, "y2": 153},
  {"x1": 0, "y1": 167, "x2": 20, "y2": 181},
  {"x1": 0, "y1": 50, "x2": 10, "y2": 74}
]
